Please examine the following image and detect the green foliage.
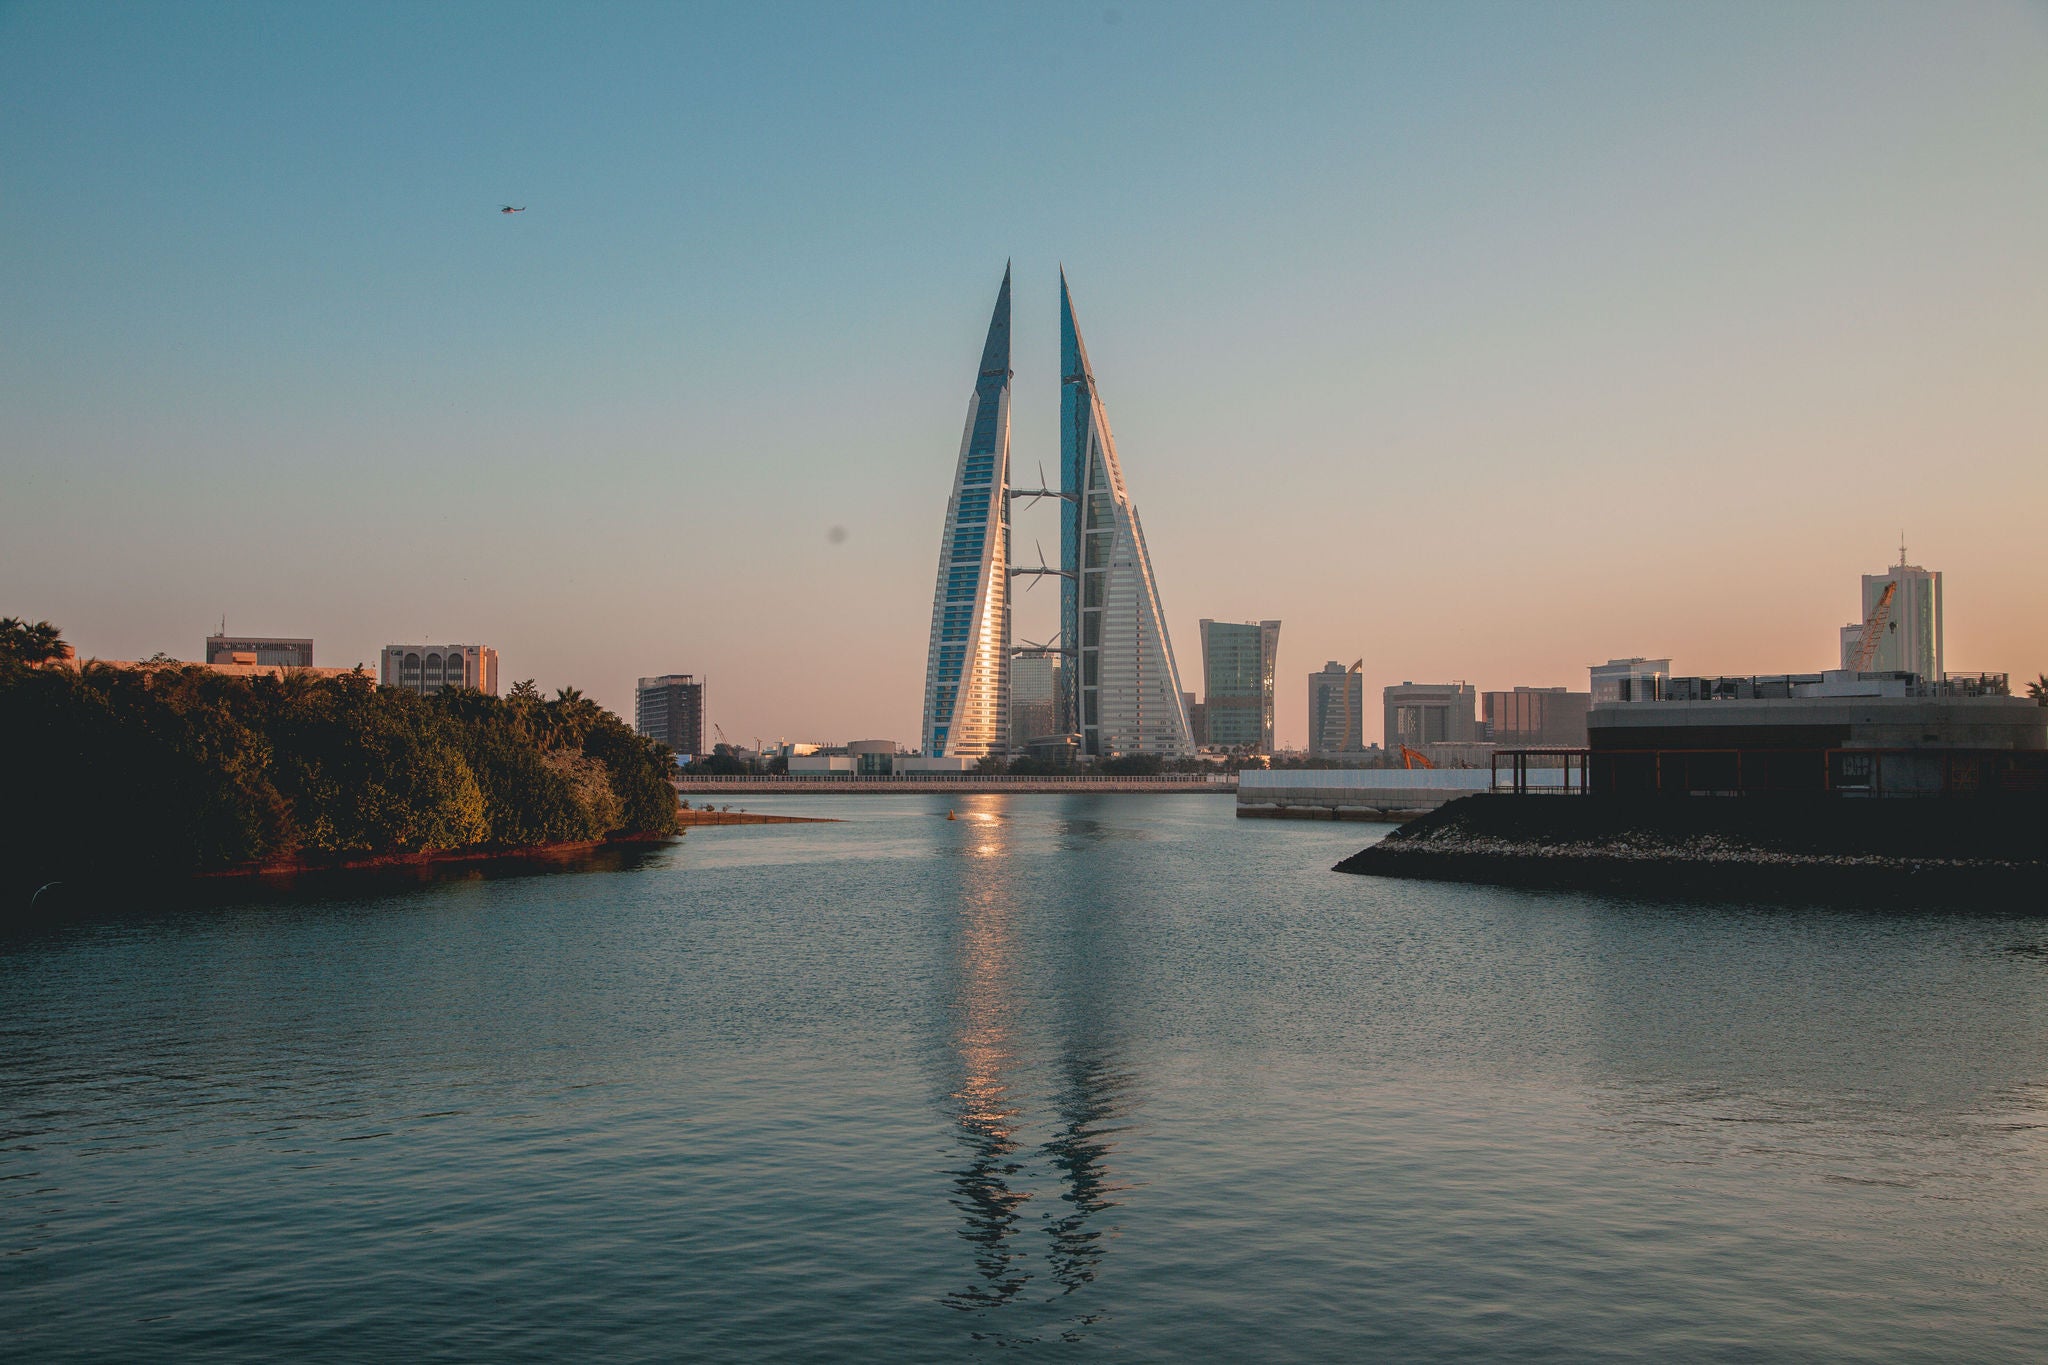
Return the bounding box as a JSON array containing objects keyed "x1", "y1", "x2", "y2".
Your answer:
[
  {"x1": 0, "y1": 633, "x2": 677, "y2": 887},
  {"x1": 2030, "y1": 674, "x2": 2047, "y2": 706},
  {"x1": 0, "y1": 617, "x2": 66, "y2": 666},
  {"x1": 1100, "y1": 753, "x2": 1164, "y2": 776}
]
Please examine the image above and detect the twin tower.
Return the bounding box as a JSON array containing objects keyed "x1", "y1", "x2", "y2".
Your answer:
[{"x1": 922, "y1": 266, "x2": 1194, "y2": 761}]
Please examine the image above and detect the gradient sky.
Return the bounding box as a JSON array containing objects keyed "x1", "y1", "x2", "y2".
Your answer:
[{"x1": 4, "y1": 1, "x2": 2043, "y2": 748}]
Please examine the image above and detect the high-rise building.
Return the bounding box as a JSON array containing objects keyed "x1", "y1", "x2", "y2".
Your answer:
[
  {"x1": 1384, "y1": 682, "x2": 1477, "y2": 748},
  {"x1": 1010, "y1": 653, "x2": 1060, "y2": 750},
  {"x1": 636, "y1": 674, "x2": 705, "y2": 756},
  {"x1": 1308, "y1": 661, "x2": 1364, "y2": 758},
  {"x1": 1200, "y1": 620, "x2": 1281, "y2": 753},
  {"x1": 1060, "y1": 271, "x2": 1195, "y2": 758},
  {"x1": 1839, "y1": 546, "x2": 1942, "y2": 680},
  {"x1": 922, "y1": 267, "x2": 1012, "y2": 759},
  {"x1": 205, "y1": 634, "x2": 313, "y2": 667},
  {"x1": 380, "y1": 644, "x2": 498, "y2": 696},
  {"x1": 1590, "y1": 658, "x2": 1670, "y2": 704},
  {"x1": 1483, "y1": 686, "x2": 1591, "y2": 747}
]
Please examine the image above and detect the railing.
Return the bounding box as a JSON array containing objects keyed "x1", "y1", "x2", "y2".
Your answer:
[
  {"x1": 1580, "y1": 747, "x2": 2048, "y2": 798},
  {"x1": 1491, "y1": 749, "x2": 1590, "y2": 795}
]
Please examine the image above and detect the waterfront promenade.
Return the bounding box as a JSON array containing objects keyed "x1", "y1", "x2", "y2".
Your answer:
[{"x1": 676, "y1": 773, "x2": 1237, "y2": 795}]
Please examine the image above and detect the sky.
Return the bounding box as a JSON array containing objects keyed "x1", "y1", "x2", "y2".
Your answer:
[{"x1": 2, "y1": 0, "x2": 2043, "y2": 749}]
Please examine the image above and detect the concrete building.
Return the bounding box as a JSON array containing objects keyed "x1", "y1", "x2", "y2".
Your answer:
[
  {"x1": 380, "y1": 644, "x2": 499, "y2": 697},
  {"x1": 1384, "y1": 681, "x2": 1478, "y2": 749},
  {"x1": 1839, "y1": 547, "x2": 1942, "y2": 679},
  {"x1": 205, "y1": 634, "x2": 313, "y2": 668},
  {"x1": 789, "y1": 741, "x2": 975, "y2": 776},
  {"x1": 1308, "y1": 661, "x2": 1365, "y2": 758},
  {"x1": 1588, "y1": 670, "x2": 2040, "y2": 796},
  {"x1": 1590, "y1": 658, "x2": 1670, "y2": 704},
  {"x1": 1010, "y1": 653, "x2": 1061, "y2": 750},
  {"x1": 1200, "y1": 619, "x2": 1281, "y2": 753},
  {"x1": 55, "y1": 652, "x2": 364, "y2": 683},
  {"x1": 1484, "y1": 686, "x2": 1591, "y2": 748},
  {"x1": 635, "y1": 674, "x2": 705, "y2": 757}
]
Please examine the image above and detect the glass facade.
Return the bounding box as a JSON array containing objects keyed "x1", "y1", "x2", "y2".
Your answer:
[
  {"x1": 1059, "y1": 271, "x2": 1193, "y2": 758},
  {"x1": 1199, "y1": 620, "x2": 1280, "y2": 753},
  {"x1": 921, "y1": 268, "x2": 1012, "y2": 758}
]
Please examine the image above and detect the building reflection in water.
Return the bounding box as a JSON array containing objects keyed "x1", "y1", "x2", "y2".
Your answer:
[{"x1": 937, "y1": 796, "x2": 1135, "y2": 1324}]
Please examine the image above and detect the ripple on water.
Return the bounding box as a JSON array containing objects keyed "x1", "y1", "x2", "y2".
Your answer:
[{"x1": 4, "y1": 794, "x2": 2048, "y2": 1361}]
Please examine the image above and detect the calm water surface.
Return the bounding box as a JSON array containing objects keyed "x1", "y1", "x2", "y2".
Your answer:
[{"x1": 5, "y1": 795, "x2": 2048, "y2": 1360}]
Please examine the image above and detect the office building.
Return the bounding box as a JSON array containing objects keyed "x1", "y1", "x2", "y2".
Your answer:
[
  {"x1": 923, "y1": 266, "x2": 1012, "y2": 759},
  {"x1": 1200, "y1": 620, "x2": 1281, "y2": 753},
  {"x1": 1308, "y1": 661, "x2": 1365, "y2": 758},
  {"x1": 1010, "y1": 652, "x2": 1061, "y2": 750},
  {"x1": 205, "y1": 634, "x2": 313, "y2": 668},
  {"x1": 1590, "y1": 658, "x2": 1670, "y2": 704},
  {"x1": 1060, "y1": 271, "x2": 1195, "y2": 758},
  {"x1": 1839, "y1": 546, "x2": 1942, "y2": 679},
  {"x1": 380, "y1": 644, "x2": 499, "y2": 696},
  {"x1": 635, "y1": 674, "x2": 705, "y2": 756},
  {"x1": 1384, "y1": 682, "x2": 1478, "y2": 749},
  {"x1": 1483, "y1": 686, "x2": 1591, "y2": 748}
]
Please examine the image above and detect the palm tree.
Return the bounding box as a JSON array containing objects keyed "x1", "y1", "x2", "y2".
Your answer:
[
  {"x1": 2028, "y1": 674, "x2": 2047, "y2": 705},
  {"x1": 0, "y1": 617, "x2": 67, "y2": 666}
]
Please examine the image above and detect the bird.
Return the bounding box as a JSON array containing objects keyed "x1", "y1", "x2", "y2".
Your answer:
[{"x1": 500, "y1": 205, "x2": 526, "y2": 214}]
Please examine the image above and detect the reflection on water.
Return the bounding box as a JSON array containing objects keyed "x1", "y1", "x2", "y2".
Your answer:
[
  {"x1": 10, "y1": 795, "x2": 2048, "y2": 1361},
  {"x1": 1042, "y1": 1046, "x2": 1131, "y2": 1303},
  {"x1": 938, "y1": 797, "x2": 1134, "y2": 1332}
]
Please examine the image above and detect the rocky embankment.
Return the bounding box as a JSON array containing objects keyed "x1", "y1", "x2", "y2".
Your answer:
[{"x1": 1335, "y1": 794, "x2": 2048, "y2": 904}]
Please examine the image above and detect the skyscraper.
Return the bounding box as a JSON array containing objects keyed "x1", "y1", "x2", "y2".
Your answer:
[
  {"x1": 1308, "y1": 660, "x2": 1363, "y2": 758},
  {"x1": 1059, "y1": 271, "x2": 1194, "y2": 758},
  {"x1": 635, "y1": 674, "x2": 704, "y2": 756},
  {"x1": 922, "y1": 267, "x2": 1013, "y2": 758},
  {"x1": 1200, "y1": 619, "x2": 1281, "y2": 753},
  {"x1": 1839, "y1": 545, "x2": 1942, "y2": 680}
]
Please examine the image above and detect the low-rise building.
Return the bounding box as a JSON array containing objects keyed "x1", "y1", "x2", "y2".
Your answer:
[
  {"x1": 1587, "y1": 670, "x2": 2042, "y2": 796},
  {"x1": 1590, "y1": 658, "x2": 1669, "y2": 703},
  {"x1": 205, "y1": 634, "x2": 313, "y2": 668},
  {"x1": 1384, "y1": 681, "x2": 1478, "y2": 749},
  {"x1": 380, "y1": 644, "x2": 499, "y2": 697}
]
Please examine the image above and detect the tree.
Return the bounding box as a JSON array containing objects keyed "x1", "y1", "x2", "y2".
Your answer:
[
  {"x1": 2029, "y1": 674, "x2": 2047, "y2": 706},
  {"x1": 0, "y1": 617, "x2": 66, "y2": 667}
]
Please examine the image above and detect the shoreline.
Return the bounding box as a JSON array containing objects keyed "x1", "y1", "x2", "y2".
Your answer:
[
  {"x1": 1335, "y1": 795, "x2": 2048, "y2": 906},
  {"x1": 192, "y1": 831, "x2": 683, "y2": 881}
]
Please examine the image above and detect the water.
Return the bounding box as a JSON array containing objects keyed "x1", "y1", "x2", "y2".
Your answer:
[{"x1": 5, "y1": 795, "x2": 2048, "y2": 1361}]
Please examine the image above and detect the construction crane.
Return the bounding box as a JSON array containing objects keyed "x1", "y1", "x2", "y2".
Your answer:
[
  {"x1": 1849, "y1": 580, "x2": 1898, "y2": 673},
  {"x1": 713, "y1": 722, "x2": 732, "y2": 751},
  {"x1": 1398, "y1": 744, "x2": 1436, "y2": 770}
]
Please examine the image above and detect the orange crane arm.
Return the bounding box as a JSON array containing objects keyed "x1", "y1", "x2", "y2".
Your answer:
[{"x1": 1850, "y1": 581, "x2": 1897, "y2": 673}]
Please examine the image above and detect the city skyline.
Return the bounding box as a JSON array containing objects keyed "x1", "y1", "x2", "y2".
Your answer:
[{"x1": 3, "y1": 3, "x2": 2043, "y2": 749}]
